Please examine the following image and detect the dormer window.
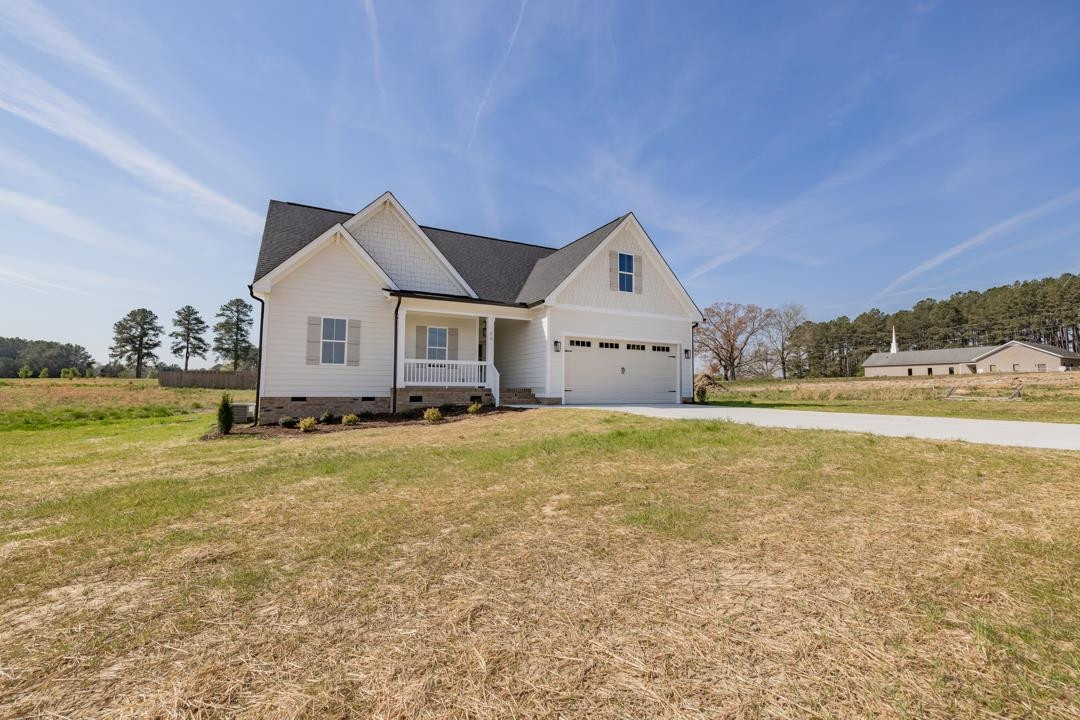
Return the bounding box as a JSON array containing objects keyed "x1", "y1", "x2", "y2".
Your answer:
[{"x1": 618, "y1": 253, "x2": 634, "y2": 292}]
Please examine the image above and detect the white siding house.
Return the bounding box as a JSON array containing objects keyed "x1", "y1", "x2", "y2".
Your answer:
[{"x1": 250, "y1": 192, "x2": 703, "y2": 422}]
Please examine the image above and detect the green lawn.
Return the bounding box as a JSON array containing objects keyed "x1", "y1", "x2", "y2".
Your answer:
[
  {"x1": 0, "y1": 378, "x2": 254, "y2": 430},
  {"x1": 704, "y1": 373, "x2": 1080, "y2": 423},
  {"x1": 1, "y1": 394, "x2": 1078, "y2": 717}
]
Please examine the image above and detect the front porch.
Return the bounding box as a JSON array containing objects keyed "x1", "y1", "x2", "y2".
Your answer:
[{"x1": 395, "y1": 297, "x2": 532, "y2": 406}]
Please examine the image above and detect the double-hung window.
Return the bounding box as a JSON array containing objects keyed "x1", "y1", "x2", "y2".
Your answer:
[
  {"x1": 427, "y1": 327, "x2": 448, "y2": 360},
  {"x1": 321, "y1": 317, "x2": 347, "y2": 364},
  {"x1": 618, "y1": 252, "x2": 634, "y2": 292}
]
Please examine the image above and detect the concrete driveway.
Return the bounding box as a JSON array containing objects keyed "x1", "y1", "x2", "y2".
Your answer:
[{"x1": 521, "y1": 404, "x2": 1080, "y2": 451}]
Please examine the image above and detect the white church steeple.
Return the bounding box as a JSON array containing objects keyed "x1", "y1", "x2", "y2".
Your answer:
[{"x1": 890, "y1": 326, "x2": 899, "y2": 354}]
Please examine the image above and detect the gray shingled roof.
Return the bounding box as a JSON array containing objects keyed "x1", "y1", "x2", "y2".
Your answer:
[
  {"x1": 514, "y1": 215, "x2": 627, "y2": 303},
  {"x1": 421, "y1": 226, "x2": 556, "y2": 304},
  {"x1": 862, "y1": 346, "x2": 999, "y2": 367},
  {"x1": 253, "y1": 200, "x2": 630, "y2": 306}
]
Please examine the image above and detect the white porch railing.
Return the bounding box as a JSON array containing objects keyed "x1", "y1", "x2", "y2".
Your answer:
[
  {"x1": 404, "y1": 359, "x2": 487, "y2": 386},
  {"x1": 490, "y1": 364, "x2": 500, "y2": 407}
]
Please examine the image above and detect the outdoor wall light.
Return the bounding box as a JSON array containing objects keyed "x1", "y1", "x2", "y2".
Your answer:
[
  {"x1": 554, "y1": 340, "x2": 562, "y2": 352},
  {"x1": 684, "y1": 349, "x2": 691, "y2": 359}
]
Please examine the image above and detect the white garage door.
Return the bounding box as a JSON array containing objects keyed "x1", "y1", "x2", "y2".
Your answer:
[{"x1": 564, "y1": 338, "x2": 679, "y2": 404}]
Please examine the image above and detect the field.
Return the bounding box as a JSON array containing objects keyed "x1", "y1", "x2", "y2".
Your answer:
[
  {"x1": 704, "y1": 372, "x2": 1080, "y2": 423},
  {"x1": 1, "y1": 382, "x2": 1079, "y2": 718},
  {"x1": 0, "y1": 378, "x2": 254, "y2": 430}
]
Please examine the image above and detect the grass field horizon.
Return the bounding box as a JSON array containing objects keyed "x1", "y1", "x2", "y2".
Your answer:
[
  {"x1": 702, "y1": 371, "x2": 1080, "y2": 423},
  {"x1": 1, "y1": 380, "x2": 1078, "y2": 717}
]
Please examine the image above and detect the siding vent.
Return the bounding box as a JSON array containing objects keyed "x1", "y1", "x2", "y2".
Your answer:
[
  {"x1": 470, "y1": 395, "x2": 481, "y2": 403},
  {"x1": 409, "y1": 395, "x2": 422, "y2": 402},
  {"x1": 361, "y1": 396, "x2": 376, "y2": 402},
  {"x1": 290, "y1": 396, "x2": 307, "y2": 402}
]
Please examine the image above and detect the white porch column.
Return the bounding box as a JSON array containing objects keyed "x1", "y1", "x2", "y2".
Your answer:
[
  {"x1": 485, "y1": 316, "x2": 495, "y2": 381},
  {"x1": 396, "y1": 308, "x2": 406, "y2": 387}
]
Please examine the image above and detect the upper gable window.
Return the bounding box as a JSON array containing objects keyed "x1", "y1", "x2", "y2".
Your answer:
[
  {"x1": 427, "y1": 327, "x2": 448, "y2": 360},
  {"x1": 618, "y1": 253, "x2": 634, "y2": 292},
  {"x1": 321, "y1": 317, "x2": 347, "y2": 364}
]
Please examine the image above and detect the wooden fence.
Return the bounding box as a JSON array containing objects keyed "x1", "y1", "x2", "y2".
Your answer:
[{"x1": 158, "y1": 370, "x2": 257, "y2": 389}]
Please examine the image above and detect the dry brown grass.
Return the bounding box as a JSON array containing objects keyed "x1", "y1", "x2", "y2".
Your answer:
[
  {"x1": 708, "y1": 372, "x2": 1080, "y2": 423},
  {"x1": 1, "y1": 409, "x2": 1078, "y2": 718}
]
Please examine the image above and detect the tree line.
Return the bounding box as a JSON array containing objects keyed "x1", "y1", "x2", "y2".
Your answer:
[
  {"x1": 110, "y1": 298, "x2": 256, "y2": 378},
  {"x1": 696, "y1": 272, "x2": 1080, "y2": 380},
  {"x1": 2, "y1": 298, "x2": 257, "y2": 379}
]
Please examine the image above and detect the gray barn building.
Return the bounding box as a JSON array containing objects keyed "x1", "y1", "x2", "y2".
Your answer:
[{"x1": 863, "y1": 339, "x2": 1080, "y2": 377}]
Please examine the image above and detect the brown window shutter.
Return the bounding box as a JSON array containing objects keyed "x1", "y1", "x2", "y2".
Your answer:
[
  {"x1": 415, "y1": 325, "x2": 427, "y2": 359},
  {"x1": 609, "y1": 251, "x2": 618, "y2": 290},
  {"x1": 346, "y1": 319, "x2": 361, "y2": 366},
  {"x1": 633, "y1": 254, "x2": 643, "y2": 294},
  {"x1": 306, "y1": 316, "x2": 320, "y2": 365},
  {"x1": 448, "y1": 328, "x2": 459, "y2": 360}
]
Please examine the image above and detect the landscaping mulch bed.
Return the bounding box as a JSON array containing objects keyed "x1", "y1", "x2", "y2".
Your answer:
[{"x1": 211, "y1": 405, "x2": 530, "y2": 439}]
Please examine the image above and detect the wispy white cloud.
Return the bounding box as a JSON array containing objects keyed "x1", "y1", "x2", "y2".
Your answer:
[
  {"x1": 0, "y1": 0, "x2": 178, "y2": 130},
  {"x1": 361, "y1": 0, "x2": 387, "y2": 100},
  {"x1": 466, "y1": 0, "x2": 528, "y2": 150},
  {"x1": 0, "y1": 53, "x2": 262, "y2": 233},
  {"x1": 0, "y1": 187, "x2": 168, "y2": 259},
  {"x1": 0, "y1": 255, "x2": 152, "y2": 296},
  {"x1": 0, "y1": 264, "x2": 88, "y2": 295},
  {"x1": 879, "y1": 187, "x2": 1080, "y2": 297}
]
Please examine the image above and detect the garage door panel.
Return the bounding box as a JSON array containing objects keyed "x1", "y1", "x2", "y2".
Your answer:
[{"x1": 564, "y1": 338, "x2": 677, "y2": 404}]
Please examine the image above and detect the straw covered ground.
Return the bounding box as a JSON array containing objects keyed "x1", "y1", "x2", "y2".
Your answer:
[
  {"x1": 1, "y1": 396, "x2": 1078, "y2": 717},
  {"x1": 703, "y1": 371, "x2": 1080, "y2": 423}
]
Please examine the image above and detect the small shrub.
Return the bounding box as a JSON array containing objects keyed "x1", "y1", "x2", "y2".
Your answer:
[
  {"x1": 17, "y1": 365, "x2": 31, "y2": 378},
  {"x1": 217, "y1": 392, "x2": 234, "y2": 435},
  {"x1": 278, "y1": 415, "x2": 299, "y2": 428},
  {"x1": 318, "y1": 410, "x2": 335, "y2": 424},
  {"x1": 423, "y1": 407, "x2": 443, "y2": 423},
  {"x1": 38, "y1": 368, "x2": 49, "y2": 378},
  {"x1": 299, "y1": 416, "x2": 317, "y2": 432},
  {"x1": 342, "y1": 413, "x2": 359, "y2": 425},
  {"x1": 467, "y1": 402, "x2": 483, "y2": 414},
  {"x1": 191, "y1": 401, "x2": 203, "y2": 409},
  {"x1": 694, "y1": 386, "x2": 707, "y2": 403}
]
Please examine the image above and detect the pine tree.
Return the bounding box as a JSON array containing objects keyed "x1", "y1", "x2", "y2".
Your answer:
[
  {"x1": 212, "y1": 299, "x2": 254, "y2": 372},
  {"x1": 109, "y1": 308, "x2": 163, "y2": 378},
  {"x1": 169, "y1": 305, "x2": 209, "y2": 371}
]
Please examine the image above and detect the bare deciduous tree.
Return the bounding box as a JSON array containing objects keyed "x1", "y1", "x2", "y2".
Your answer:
[
  {"x1": 765, "y1": 303, "x2": 808, "y2": 379},
  {"x1": 695, "y1": 302, "x2": 772, "y2": 381}
]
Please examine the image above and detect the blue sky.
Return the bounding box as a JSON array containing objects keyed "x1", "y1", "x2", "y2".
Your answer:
[{"x1": 2, "y1": 0, "x2": 1080, "y2": 366}]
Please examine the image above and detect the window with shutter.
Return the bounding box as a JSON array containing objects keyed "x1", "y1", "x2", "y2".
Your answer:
[
  {"x1": 426, "y1": 327, "x2": 448, "y2": 360},
  {"x1": 321, "y1": 317, "x2": 347, "y2": 364}
]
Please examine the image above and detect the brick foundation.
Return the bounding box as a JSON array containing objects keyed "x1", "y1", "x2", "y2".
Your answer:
[
  {"x1": 259, "y1": 396, "x2": 390, "y2": 424},
  {"x1": 394, "y1": 387, "x2": 493, "y2": 412},
  {"x1": 533, "y1": 397, "x2": 563, "y2": 405}
]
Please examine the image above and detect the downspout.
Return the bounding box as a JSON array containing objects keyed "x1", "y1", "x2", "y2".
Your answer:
[
  {"x1": 390, "y1": 295, "x2": 402, "y2": 414},
  {"x1": 690, "y1": 321, "x2": 698, "y2": 403},
  {"x1": 247, "y1": 284, "x2": 265, "y2": 425}
]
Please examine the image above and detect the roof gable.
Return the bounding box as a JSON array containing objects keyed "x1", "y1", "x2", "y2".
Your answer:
[
  {"x1": 253, "y1": 201, "x2": 351, "y2": 282},
  {"x1": 972, "y1": 340, "x2": 1080, "y2": 362},
  {"x1": 252, "y1": 222, "x2": 397, "y2": 294},
  {"x1": 343, "y1": 193, "x2": 476, "y2": 298}
]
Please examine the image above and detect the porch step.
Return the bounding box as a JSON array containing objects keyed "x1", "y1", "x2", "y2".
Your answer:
[{"x1": 499, "y1": 387, "x2": 538, "y2": 404}]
